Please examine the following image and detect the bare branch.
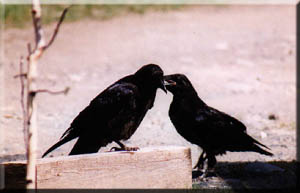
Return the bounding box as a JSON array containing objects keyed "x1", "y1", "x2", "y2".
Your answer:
[
  {"x1": 25, "y1": 0, "x2": 44, "y2": 189},
  {"x1": 23, "y1": 1, "x2": 69, "y2": 189},
  {"x1": 34, "y1": 87, "x2": 70, "y2": 95},
  {"x1": 43, "y1": 7, "x2": 69, "y2": 50},
  {"x1": 31, "y1": 1, "x2": 46, "y2": 52},
  {"x1": 27, "y1": 43, "x2": 32, "y2": 55},
  {"x1": 18, "y1": 56, "x2": 29, "y2": 152},
  {"x1": 14, "y1": 73, "x2": 27, "y2": 79}
]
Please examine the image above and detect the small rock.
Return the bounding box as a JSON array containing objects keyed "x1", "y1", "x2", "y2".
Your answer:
[
  {"x1": 244, "y1": 162, "x2": 284, "y2": 174},
  {"x1": 268, "y1": 114, "x2": 277, "y2": 120},
  {"x1": 260, "y1": 131, "x2": 267, "y2": 139}
]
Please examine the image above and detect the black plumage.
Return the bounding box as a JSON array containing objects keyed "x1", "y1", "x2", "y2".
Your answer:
[
  {"x1": 42, "y1": 64, "x2": 166, "y2": 157},
  {"x1": 164, "y1": 74, "x2": 273, "y2": 172}
]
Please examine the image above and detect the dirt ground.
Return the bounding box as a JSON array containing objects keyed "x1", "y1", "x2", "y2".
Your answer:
[{"x1": 0, "y1": 5, "x2": 296, "y2": 189}]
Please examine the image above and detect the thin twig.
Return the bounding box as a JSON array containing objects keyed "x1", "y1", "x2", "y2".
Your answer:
[
  {"x1": 27, "y1": 43, "x2": 32, "y2": 55},
  {"x1": 34, "y1": 87, "x2": 70, "y2": 95},
  {"x1": 18, "y1": 56, "x2": 28, "y2": 150},
  {"x1": 14, "y1": 73, "x2": 27, "y2": 79},
  {"x1": 23, "y1": 1, "x2": 69, "y2": 189},
  {"x1": 31, "y1": 5, "x2": 45, "y2": 51},
  {"x1": 25, "y1": 1, "x2": 44, "y2": 189},
  {"x1": 43, "y1": 7, "x2": 69, "y2": 50}
]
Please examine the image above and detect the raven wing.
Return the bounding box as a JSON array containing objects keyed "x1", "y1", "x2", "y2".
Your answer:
[
  {"x1": 63, "y1": 82, "x2": 139, "y2": 139},
  {"x1": 194, "y1": 106, "x2": 247, "y2": 133},
  {"x1": 193, "y1": 106, "x2": 270, "y2": 154},
  {"x1": 42, "y1": 82, "x2": 139, "y2": 157}
]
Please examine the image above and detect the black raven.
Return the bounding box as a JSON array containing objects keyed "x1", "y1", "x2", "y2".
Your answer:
[
  {"x1": 42, "y1": 64, "x2": 166, "y2": 157},
  {"x1": 164, "y1": 74, "x2": 273, "y2": 176}
]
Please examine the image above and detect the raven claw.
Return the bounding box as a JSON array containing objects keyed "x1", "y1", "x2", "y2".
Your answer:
[
  {"x1": 125, "y1": 146, "x2": 140, "y2": 151},
  {"x1": 110, "y1": 146, "x2": 139, "y2": 152}
]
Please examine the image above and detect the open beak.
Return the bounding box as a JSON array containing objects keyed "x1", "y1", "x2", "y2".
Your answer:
[
  {"x1": 164, "y1": 79, "x2": 176, "y2": 86},
  {"x1": 164, "y1": 75, "x2": 176, "y2": 86},
  {"x1": 160, "y1": 78, "x2": 167, "y2": 94}
]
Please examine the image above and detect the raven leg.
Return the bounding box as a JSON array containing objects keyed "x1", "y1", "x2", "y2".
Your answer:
[
  {"x1": 198, "y1": 154, "x2": 217, "y2": 180},
  {"x1": 207, "y1": 154, "x2": 217, "y2": 170},
  {"x1": 193, "y1": 151, "x2": 207, "y2": 170},
  {"x1": 110, "y1": 141, "x2": 140, "y2": 151}
]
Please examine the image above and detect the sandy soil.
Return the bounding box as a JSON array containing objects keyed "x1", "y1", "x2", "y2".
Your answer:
[{"x1": 0, "y1": 5, "x2": 296, "y2": 169}]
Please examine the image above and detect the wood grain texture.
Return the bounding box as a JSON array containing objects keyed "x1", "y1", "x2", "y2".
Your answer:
[{"x1": 2, "y1": 146, "x2": 192, "y2": 189}]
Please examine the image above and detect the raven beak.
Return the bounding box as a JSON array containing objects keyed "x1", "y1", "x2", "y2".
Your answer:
[
  {"x1": 164, "y1": 75, "x2": 176, "y2": 86},
  {"x1": 160, "y1": 79, "x2": 167, "y2": 94},
  {"x1": 164, "y1": 79, "x2": 176, "y2": 86}
]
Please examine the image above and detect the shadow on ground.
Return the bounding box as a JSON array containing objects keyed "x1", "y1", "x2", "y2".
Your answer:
[
  {"x1": 192, "y1": 161, "x2": 297, "y2": 191},
  {"x1": 0, "y1": 154, "x2": 26, "y2": 163}
]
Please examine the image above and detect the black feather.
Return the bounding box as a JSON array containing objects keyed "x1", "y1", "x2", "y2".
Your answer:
[
  {"x1": 164, "y1": 74, "x2": 273, "y2": 169},
  {"x1": 42, "y1": 64, "x2": 165, "y2": 157}
]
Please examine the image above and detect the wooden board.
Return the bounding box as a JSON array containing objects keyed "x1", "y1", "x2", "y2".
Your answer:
[{"x1": 2, "y1": 146, "x2": 192, "y2": 189}]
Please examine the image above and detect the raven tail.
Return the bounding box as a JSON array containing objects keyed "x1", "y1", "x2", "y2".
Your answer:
[
  {"x1": 252, "y1": 137, "x2": 271, "y2": 150},
  {"x1": 252, "y1": 144, "x2": 273, "y2": 156},
  {"x1": 42, "y1": 128, "x2": 76, "y2": 158}
]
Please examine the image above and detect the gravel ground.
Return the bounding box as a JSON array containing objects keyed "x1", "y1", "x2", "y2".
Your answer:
[{"x1": 0, "y1": 5, "x2": 296, "y2": 189}]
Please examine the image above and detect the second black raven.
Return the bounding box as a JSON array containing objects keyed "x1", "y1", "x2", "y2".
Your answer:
[
  {"x1": 42, "y1": 64, "x2": 166, "y2": 157},
  {"x1": 164, "y1": 74, "x2": 273, "y2": 176}
]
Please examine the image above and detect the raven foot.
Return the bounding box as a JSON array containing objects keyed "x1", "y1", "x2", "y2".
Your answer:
[
  {"x1": 110, "y1": 146, "x2": 140, "y2": 152},
  {"x1": 197, "y1": 169, "x2": 216, "y2": 181}
]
